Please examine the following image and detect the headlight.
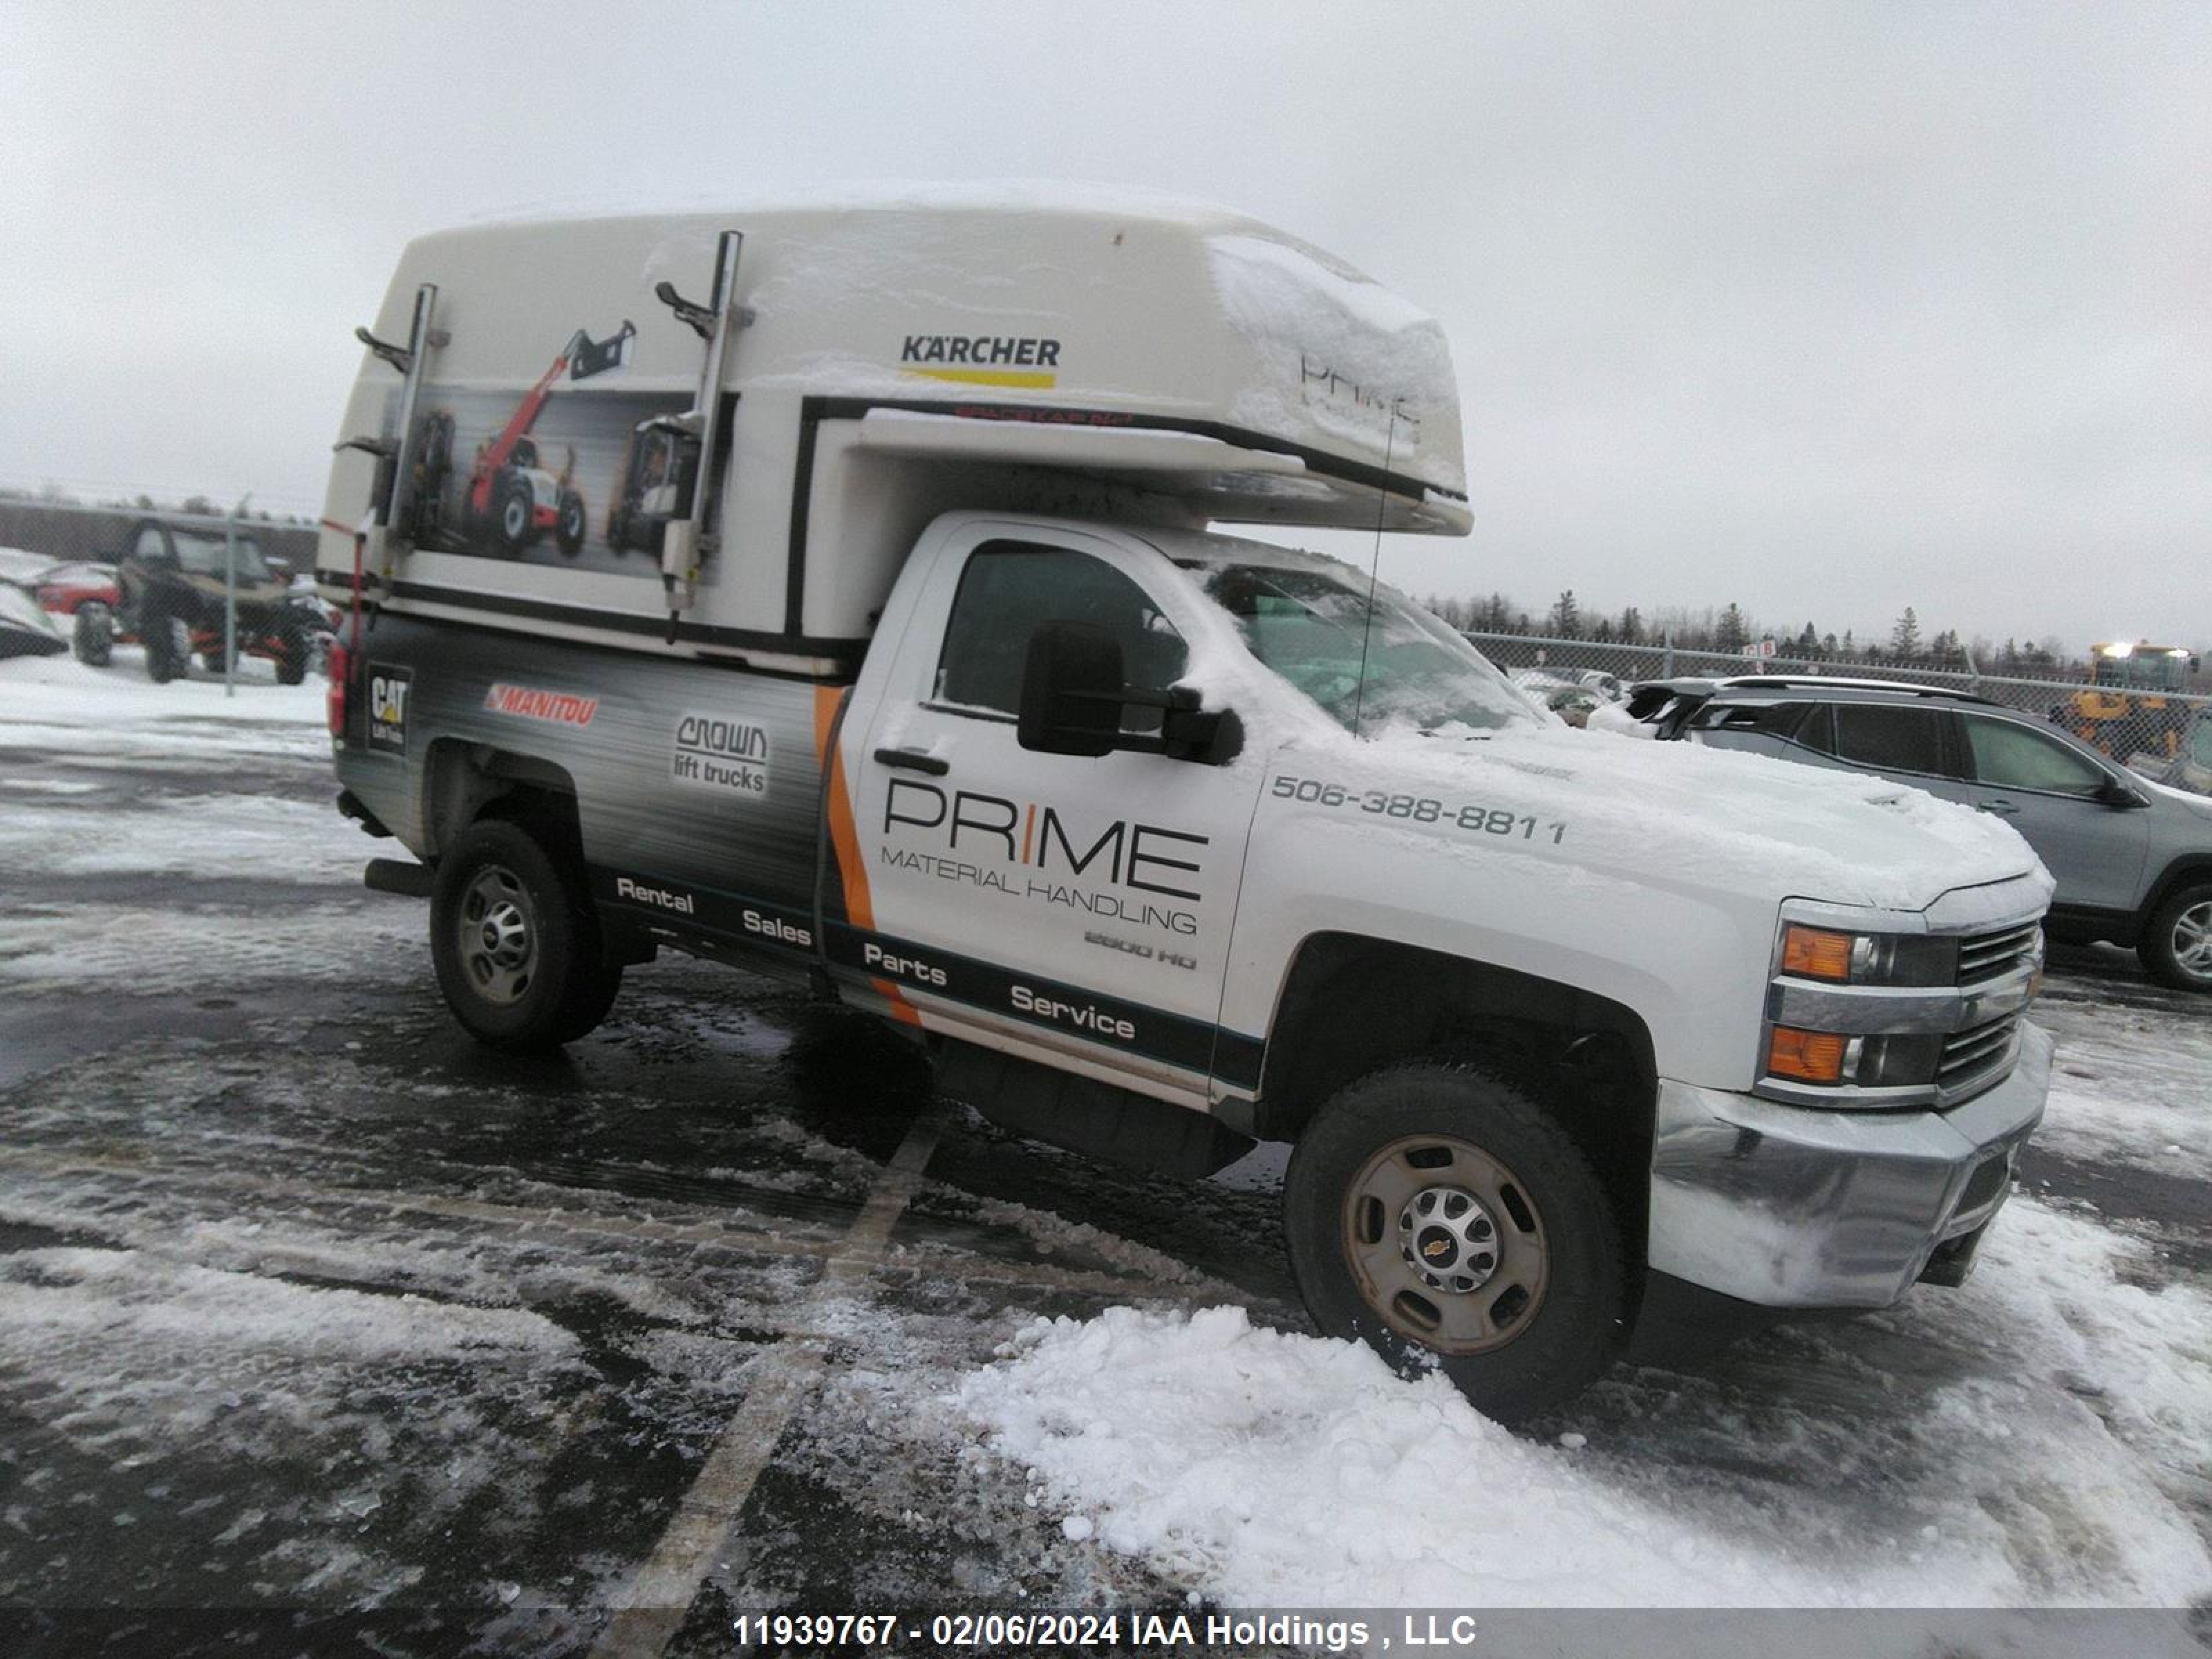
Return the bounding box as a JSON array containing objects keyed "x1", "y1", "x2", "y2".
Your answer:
[
  {"x1": 1777, "y1": 924, "x2": 1952, "y2": 988},
  {"x1": 1765, "y1": 1025, "x2": 1947, "y2": 1089}
]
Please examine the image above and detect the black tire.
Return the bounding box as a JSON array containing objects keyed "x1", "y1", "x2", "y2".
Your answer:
[
  {"x1": 142, "y1": 610, "x2": 184, "y2": 684},
  {"x1": 429, "y1": 820, "x2": 624, "y2": 1051},
  {"x1": 2137, "y1": 881, "x2": 2212, "y2": 994},
  {"x1": 73, "y1": 604, "x2": 113, "y2": 667},
  {"x1": 494, "y1": 475, "x2": 535, "y2": 556},
  {"x1": 554, "y1": 491, "x2": 586, "y2": 557},
  {"x1": 1284, "y1": 1063, "x2": 1626, "y2": 1423},
  {"x1": 274, "y1": 622, "x2": 309, "y2": 686}
]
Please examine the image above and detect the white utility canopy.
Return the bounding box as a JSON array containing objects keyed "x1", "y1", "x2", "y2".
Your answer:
[{"x1": 317, "y1": 191, "x2": 1470, "y2": 673}]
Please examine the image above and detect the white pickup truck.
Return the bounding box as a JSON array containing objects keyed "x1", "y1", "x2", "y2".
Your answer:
[{"x1": 320, "y1": 197, "x2": 2053, "y2": 1417}]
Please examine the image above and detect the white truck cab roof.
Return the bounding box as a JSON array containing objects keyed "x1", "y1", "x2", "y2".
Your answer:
[{"x1": 318, "y1": 194, "x2": 1470, "y2": 671}]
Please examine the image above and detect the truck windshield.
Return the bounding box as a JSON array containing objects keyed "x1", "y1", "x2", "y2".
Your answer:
[
  {"x1": 170, "y1": 531, "x2": 273, "y2": 583},
  {"x1": 1184, "y1": 556, "x2": 1546, "y2": 735}
]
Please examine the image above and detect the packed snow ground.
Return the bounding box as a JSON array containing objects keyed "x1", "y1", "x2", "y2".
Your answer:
[{"x1": 2, "y1": 654, "x2": 2209, "y2": 1638}]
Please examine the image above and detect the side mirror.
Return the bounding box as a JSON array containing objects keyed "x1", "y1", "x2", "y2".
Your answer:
[
  {"x1": 1016, "y1": 621, "x2": 1242, "y2": 764},
  {"x1": 1018, "y1": 621, "x2": 1124, "y2": 758},
  {"x1": 2099, "y1": 777, "x2": 2150, "y2": 809}
]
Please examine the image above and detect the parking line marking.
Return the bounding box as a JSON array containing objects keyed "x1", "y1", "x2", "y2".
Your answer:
[{"x1": 585, "y1": 1105, "x2": 945, "y2": 1659}]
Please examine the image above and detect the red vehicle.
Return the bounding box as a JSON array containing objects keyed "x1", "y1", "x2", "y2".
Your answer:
[{"x1": 33, "y1": 560, "x2": 120, "y2": 616}]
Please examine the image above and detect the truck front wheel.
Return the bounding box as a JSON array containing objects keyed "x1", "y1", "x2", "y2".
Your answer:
[
  {"x1": 429, "y1": 820, "x2": 623, "y2": 1050},
  {"x1": 1284, "y1": 1064, "x2": 1625, "y2": 1423}
]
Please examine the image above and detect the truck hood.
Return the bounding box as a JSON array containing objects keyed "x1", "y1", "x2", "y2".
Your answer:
[{"x1": 1304, "y1": 723, "x2": 2049, "y2": 915}]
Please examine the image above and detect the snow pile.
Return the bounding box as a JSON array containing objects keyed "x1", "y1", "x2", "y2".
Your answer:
[
  {"x1": 953, "y1": 1215, "x2": 2212, "y2": 1610},
  {"x1": 0, "y1": 546, "x2": 55, "y2": 583},
  {"x1": 957, "y1": 1305, "x2": 1857, "y2": 1608}
]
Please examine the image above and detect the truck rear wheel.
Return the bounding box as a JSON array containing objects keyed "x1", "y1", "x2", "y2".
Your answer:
[
  {"x1": 430, "y1": 820, "x2": 624, "y2": 1050},
  {"x1": 2139, "y1": 881, "x2": 2212, "y2": 994},
  {"x1": 1283, "y1": 1063, "x2": 1625, "y2": 1423}
]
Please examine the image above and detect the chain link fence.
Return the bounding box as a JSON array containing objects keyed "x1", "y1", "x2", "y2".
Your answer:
[
  {"x1": 1464, "y1": 629, "x2": 2212, "y2": 781},
  {"x1": 0, "y1": 498, "x2": 330, "y2": 691},
  {"x1": 0, "y1": 498, "x2": 318, "y2": 579}
]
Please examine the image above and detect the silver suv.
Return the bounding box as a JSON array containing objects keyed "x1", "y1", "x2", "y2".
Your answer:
[{"x1": 1615, "y1": 677, "x2": 2212, "y2": 993}]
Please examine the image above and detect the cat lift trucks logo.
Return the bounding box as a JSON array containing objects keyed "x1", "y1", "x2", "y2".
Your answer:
[{"x1": 367, "y1": 664, "x2": 411, "y2": 755}]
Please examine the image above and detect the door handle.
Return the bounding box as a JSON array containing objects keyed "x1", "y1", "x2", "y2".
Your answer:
[
  {"x1": 1977, "y1": 799, "x2": 2020, "y2": 816},
  {"x1": 872, "y1": 746, "x2": 948, "y2": 776}
]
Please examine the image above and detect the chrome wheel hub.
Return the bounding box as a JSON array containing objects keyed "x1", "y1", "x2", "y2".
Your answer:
[
  {"x1": 1399, "y1": 1185, "x2": 1501, "y2": 1294},
  {"x1": 458, "y1": 865, "x2": 536, "y2": 1005},
  {"x1": 1342, "y1": 1133, "x2": 1550, "y2": 1356},
  {"x1": 2174, "y1": 901, "x2": 2212, "y2": 980}
]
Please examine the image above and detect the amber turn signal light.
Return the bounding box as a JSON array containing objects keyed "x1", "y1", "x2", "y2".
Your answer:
[
  {"x1": 1768, "y1": 1025, "x2": 1849, "y2": 1082},
  {"x1": 1781, "y1": 924, "x2": 1855, "y2": 982}
]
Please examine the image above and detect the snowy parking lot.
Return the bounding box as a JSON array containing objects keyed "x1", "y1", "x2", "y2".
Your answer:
[{"x1": 2, "y1": 653, "x2": 2209, "y2": 1654}]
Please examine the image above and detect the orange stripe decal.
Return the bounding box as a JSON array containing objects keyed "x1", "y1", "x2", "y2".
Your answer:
[{"x1": 812, "y1": 684, "x2": 919, "y2": 1025}]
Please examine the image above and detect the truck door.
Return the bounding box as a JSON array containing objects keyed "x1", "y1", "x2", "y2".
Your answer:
[{"x1": 838, "y1": 523, "x2": 1262, "y2": 1103}]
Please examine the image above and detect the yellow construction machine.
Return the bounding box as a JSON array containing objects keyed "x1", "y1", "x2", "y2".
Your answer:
[{"x1": 2058, "y1": 641, "x2": 2202, "y2": 760}]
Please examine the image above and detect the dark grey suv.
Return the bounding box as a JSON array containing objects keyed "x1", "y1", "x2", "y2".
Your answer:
[{"x1": 1613, "y1": 677, "x2": 2212, "y2": 993}]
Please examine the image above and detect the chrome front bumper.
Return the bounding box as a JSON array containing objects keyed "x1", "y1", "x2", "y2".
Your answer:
[{"x1": 1647, "y1": 1021, "x2": 2052, "y2": 1309}]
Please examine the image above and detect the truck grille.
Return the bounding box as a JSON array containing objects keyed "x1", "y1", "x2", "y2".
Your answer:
[
  {"x1": 1956, "y1": 923, "x2": 2042, "y2": 986},
  {"x1": 1940, "y1": 1015, "x2": 2021, "y2": 1089}
]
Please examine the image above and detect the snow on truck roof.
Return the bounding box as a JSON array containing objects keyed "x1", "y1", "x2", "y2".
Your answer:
[{"x1": 373, "y1": 197, "x2": 1469, "y2": 528}]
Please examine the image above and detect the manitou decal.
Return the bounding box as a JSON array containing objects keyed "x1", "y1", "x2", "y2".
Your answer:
[
  {"x1": 483, "y1": 682, "x2": 599, "y2": 727},
  {"x1": 879, "y1": 778, "x2": 1206, "y2": 935},
  {"x1": 366, "y1": 664, "x2": 411, "y2": 755},
  {"x1": 671, "y1": 712, "x2": 770, "y2": 797}
]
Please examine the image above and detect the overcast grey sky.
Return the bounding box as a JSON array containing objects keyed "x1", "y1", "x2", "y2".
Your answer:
[{"x1": 3, "y1": 1, "x2": 2205, "y2": 650}]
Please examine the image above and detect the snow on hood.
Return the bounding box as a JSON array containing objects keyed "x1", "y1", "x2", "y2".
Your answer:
[{"x1": 1302, "y1": 720, "x2": 2048, "y2": 915}]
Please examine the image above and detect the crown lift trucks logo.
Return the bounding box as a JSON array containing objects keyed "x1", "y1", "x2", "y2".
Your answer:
[{"x1": 671, "y1": 713, "x2": 770, "y2": 797}]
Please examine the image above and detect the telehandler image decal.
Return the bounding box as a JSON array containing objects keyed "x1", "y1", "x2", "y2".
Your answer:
[{"x1": 389, "y1": 321, "x2": 694, "y2": 579}]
